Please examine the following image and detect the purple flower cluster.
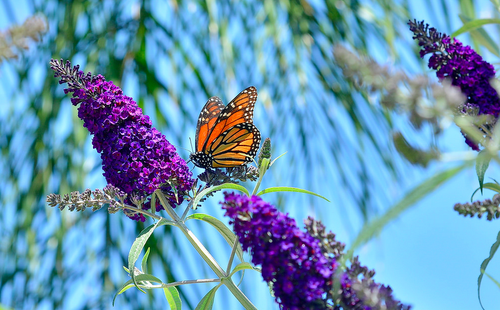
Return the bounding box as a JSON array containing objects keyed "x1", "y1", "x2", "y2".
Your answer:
[
  {"x1": 221, "y1": 193, "x2": 336, "y2": 310},
  {"x1": 50, "y1": 59, "x2": 194, "y2": 221},
  {"x1": 409, "y1": 20, "x2": 500, "y2": 150},
  {"x1": 222, "y1": 193, "x2": 411, "y2": 309}
]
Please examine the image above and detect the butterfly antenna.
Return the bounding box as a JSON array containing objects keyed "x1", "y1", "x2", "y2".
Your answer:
[
  {"x1": 189, "y1": 137, "x2": 194, "y2": 153},
  {"x1": 171, "y1": 142, "x2": 192, "y2": 153}
]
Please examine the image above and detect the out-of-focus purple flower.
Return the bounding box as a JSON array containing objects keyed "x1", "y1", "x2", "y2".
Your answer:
[
  {"x1": 409, "y1": 19, "x2": 499, "y2": 150},
  {"x1": 221, "y1": 193, "x2": 336, "y2": 310},
  {"x1": 305, "y1": 217, "x2": 411, "y2": 310},
  {"x1": 50, "y1": 59, "x2": 195, "y2": 221}
]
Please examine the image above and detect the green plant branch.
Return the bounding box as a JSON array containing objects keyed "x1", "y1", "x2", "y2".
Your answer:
[
  {"x1": 155, "y1": 190, "x2": 257, "y2": 310},
  {"x1": 226, "y1": 238, "x2": 240, "y2": 273}
]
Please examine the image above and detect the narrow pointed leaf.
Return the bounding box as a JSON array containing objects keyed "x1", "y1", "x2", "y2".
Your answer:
[
  {"x1": 270, "y1": 151, "x2": 287, "y2": 167},
  {"x1": 451, "y1": 18, "x2": 500, "y2": 37},
  {"x1": 458, "y1": 15, "x2": 500, "y2": 57},
  {"x1": 347, "y1": 165, "x2": 466, "y2": 256},
  {"x1": 129, "y1": 218, "x2": 172, "y2": 293},
  {"x1": 482, "y1": 182, "x2": 500, "y2": 193},
  {"x1": 193, "y1": 183, "x2": 250, "y2": 210},
  {"x1": 194, "y1": 285, "x2": 221, "y2": 310},
  {"x1": 186, "y1": 213, "x2": 244, "y2": 263},
  {"x1": 476, "y1": 150, "x2": 492, "y2": 194},
  {"x1": 230, "y1": 262, "x2": 261, "y2": 277},
  {"x1": 471, "y1": 187, "x2": 481, "y2": 202},
  {"x1": 151, "y1": 191, "x2": 157, "y2": 215},
  {"x1": 257, "y1": 186, "x2": 329, "y2": 202},
  {"x1": 113, "y1": 273, "x2": 164, "y2": 305},
  {"x1": 164, "y1": 286, "x2": 182, "y2": 310},
  {"x1": 478, "y1": 230, "x2": 500, "y2": 310},
  {"x1": 113, "y1": 284, "x2": 136, "y2": 305},
  {"x1": 472, "y1": 182, "x2": 500, "y2": 201},
  {"x1": 142, "y1": 247, "x2": 151, "y2": 274}
]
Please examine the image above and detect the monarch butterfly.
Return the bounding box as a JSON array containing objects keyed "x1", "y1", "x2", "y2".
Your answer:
[{"x1": 190, "y1": 86, "x2": 261, "y2": 169}]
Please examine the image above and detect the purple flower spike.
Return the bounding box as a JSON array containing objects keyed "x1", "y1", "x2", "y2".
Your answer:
[
  {"x1": 50, "y1": 59, "x2": 195, "y2": 221},
  {"x1": 223, "y1": 193, "x2": 411, "y2": 309},
  {"x1": 409, "y1": 20, "x2": 500, "y2": 150},
  {"x1": 221, "y1": 193, "x2": 337, "y2": 310}
]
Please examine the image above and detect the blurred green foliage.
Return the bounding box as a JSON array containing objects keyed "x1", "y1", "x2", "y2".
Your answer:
[{"x1": 0, "y1": 0, "x2": 479, "y2": 308}]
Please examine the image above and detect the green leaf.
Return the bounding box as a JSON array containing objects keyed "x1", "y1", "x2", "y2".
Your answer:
[
  {"x1": 141, "y1": 247, "x2": 151, "y2": 274},
  {"x1": 476, "y1": 150, "x2": 492, "y2": 194},
  {"x1": 478, "y1": 230, "x2": 500, "y2": 310},
  {"x1": 229, "y1": 262, "x2": 261, "y2": 277},
  {"x1": 164, "y1": 286, "x2": 182, "y2": 310},
  {"x1": 192, "y1": 183, "x2": 250, "y2": 210},
  {"x1": 458, "y1": 15, "x2": 500, "y2": 57},
  {"x1": 128, "y1": 219, "x2": 172, "y2": 293},
  {"x1": 470, "y1": 186, "x2": 491, "y2": 202},
  {"x1": 257, "y1": 186, "x2": 330, "y2": 202},
  {"x1": 270, "y1": 151, "x2": 287, "y2": 167},
  {"x1": 151, "y1": 191, "x2": 157, "y2": 215},
  {"x1": 186, "y1": 213, "x2": 244, "y2": 263},
  {"x1": 113, "y1": 284, "x2": 136, "y2": 305},
  {"x1": 482, "y1": 182, "x2": 500, "y2": 193},
  {"x1": 113, "y1": 274, "x2": 164, "y2": 305},
  {"x1": 194, "y1": 285, "x2": 221, "y2": 310},
  {"x1": 492, "y1": 0, "x2": 500, "y2": 12},
  {"x1": 347, "y1": 165, "x2": 466, "y2": 257},
  {"x1": 455, "y1": 116, "x2": 489, "y2": 147},
  {"x1": 451, "y1": 18, "x2": 500, "y2": 37}
]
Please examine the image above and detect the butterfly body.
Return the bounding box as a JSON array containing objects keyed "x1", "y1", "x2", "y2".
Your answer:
[{"x1": 190, "y1": 86, "x2": 261, "y2": 169}]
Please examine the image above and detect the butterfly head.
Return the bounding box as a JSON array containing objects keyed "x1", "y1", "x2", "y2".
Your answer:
[{"x1": 189, "y1": 152, "x2": 213, "y2": 169}]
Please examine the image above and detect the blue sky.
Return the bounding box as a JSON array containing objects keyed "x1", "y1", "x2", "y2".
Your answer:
[{"x1": 2, "y1": 0, "x2": 500, "y2": 309}]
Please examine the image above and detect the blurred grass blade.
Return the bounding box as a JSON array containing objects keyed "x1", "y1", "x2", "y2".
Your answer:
[
  {"x1": 347, "y1": 164, "x2": 466, "y2": 257},
  {"x1": 478, "y1": 230, "x2": 500, "y2": 310},
  {"x1": 458, "y1": 15, "x2": 500, "y2": 57},
  {"x1": 451, "y1": 18, "x2": 500, "y2": 37}
]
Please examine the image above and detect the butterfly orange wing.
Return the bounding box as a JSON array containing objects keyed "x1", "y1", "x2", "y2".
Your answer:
[
  {"x1": 195, "y1": 96, "x2": 225, "y2": 152},
  {"x1": 192, "y1": 86, "x2": 260, "y2": 168},
  {"x1": 203, "y1": 86, "x2": 258, "y2": 151},
  {"x1": 209, "y1": 123, "x2": 261, "y2": 168}
]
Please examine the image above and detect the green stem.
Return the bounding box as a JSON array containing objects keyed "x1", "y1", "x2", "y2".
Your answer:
[
  {"x1": 181, "y1": 200, "x2": 193, "y2": 221},
  {"x1": 156, "y1": 190, "x2": 257, "y2": 310},
  {"x1": 160, "y1": 278, "x2": 220, "y2": 288},
  {"x1": 119, "y1": 203, "x2": 164, "y2": 221},
  {"x1": 251, "y1": 158, "x2": 270, "y2": 196},
  {"x1": 226, "y1": 238, "x2": 239, "y2": 273}
]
